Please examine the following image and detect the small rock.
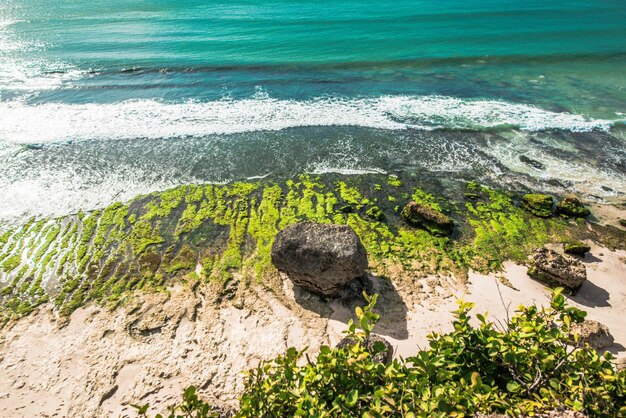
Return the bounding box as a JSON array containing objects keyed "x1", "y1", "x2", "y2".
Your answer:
[
  {"x1": 271, "y1": 222, "x2": 368, "y2": 297},
  {"x1": 232, "y1": 298, "x2": 244, "y2": 310},
  {"x1": 545, "y1": 178, "x2": 571, "y2": 188},
  {"x1": 401, "y1": 201, "x2": 454, "y2": 236},
  {"x1": 563, "y1": 241, "x2": 591, "y2": 256},
  {"x1": 556, "y1": 195, "x2": 591, "y2": 218},
  {"x1": 570, "y1": 320, "x2": 614, "y2": 350},
  {"x1": 521, "y1": 194, "x2": 554, "y2": 218},
  {"x1": 335, "y1": 334, "x2": 393, "y2": 364},
  {"x1": 528, "y1": 248, "x2": 587, "y2": 293},
  {"x1": 519, "y1": 155, "x2": 545, "y2": 170},
  {"x1": 619, "y1": 219, "x2": 626, "y2": 227}
]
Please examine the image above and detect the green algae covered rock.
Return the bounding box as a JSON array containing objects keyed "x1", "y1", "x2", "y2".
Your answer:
[
  {"x1": 521, "y1": 194, "x2": 554, "y2": 218},
  {"x1": 563, "y1": 241, "x2": 591, "y2": 256},
  {"x1": 556, "y1": 195, "x2": 591, "y2": 218},
  {"x1": 401, "y1": 201, "x2": 454, "y2": 236}
]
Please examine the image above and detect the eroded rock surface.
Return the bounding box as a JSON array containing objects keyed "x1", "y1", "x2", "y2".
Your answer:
[
  {"x1": 528, "y1": 248, "x2": 587, "y2": 292},
  {"x1": 0, "y1": 284, "x2": 331, "y2": 417},
  {"x1": 271, "y1": 222, "x2": 368, "y2": 297},
  {"x1": 570, "y1": 320, "x2": 614, "y2": 350}
]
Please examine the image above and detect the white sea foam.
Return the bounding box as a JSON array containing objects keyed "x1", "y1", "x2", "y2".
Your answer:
[
  {"x1": 0, "y1": 96, "x2": 613, "y2": 143},
  {"x1": 306, "y1": 162, "x2": 387, "y2": 176}
]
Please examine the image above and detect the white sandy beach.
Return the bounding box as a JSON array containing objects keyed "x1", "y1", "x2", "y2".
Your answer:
[{"x1": 0, "y1": 240, "x2": 623, "y2": 418}]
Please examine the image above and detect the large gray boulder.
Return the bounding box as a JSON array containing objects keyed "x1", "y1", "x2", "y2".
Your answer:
[
  {"x1": 528, "y1": 248, "x2": 587, "y2": 293},
  {"x1": 271, "y1": 222, "x2": 368, "y2": 297}
]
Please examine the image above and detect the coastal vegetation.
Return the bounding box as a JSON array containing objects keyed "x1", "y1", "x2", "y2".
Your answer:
[
  {"x1": 0, "y1": 174, "x2": 623, "y2": 324},
  {"x1": 134, "y1": 290, "x2": 626, "y2": 417}
]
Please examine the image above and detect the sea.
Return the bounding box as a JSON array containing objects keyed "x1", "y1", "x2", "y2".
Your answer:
[{"x1": 1, "y1": 0, "x2": 625, "y2": 222}]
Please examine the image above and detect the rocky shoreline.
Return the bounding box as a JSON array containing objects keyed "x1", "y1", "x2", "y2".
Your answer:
[
  {"x1": 0, "y1": 173, "x2": 623, "y2": 324},
  {"x1": 0, "y1": 174, "x2": 624, "y2": 416}
]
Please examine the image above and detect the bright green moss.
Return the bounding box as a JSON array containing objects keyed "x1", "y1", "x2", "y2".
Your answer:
[
  {"x1": 165, "y1": 245, "x2": 197, "y2": 275},
  {"x1": 0, "y1": 230, "x2": 12, "y2": 246},
  {"x1": 76, "y1": 210, "x2": 100, "y2": 268},
  {"x1": 337, "y1": 181, "x2": 364, "y2": 207},
  {"x1": 246, "y1": 185, "x2": 282, "y2": 277},
  {"x1": 461, "y1": 187, "x2": 565, "y2": 271},
  {"x1": 143, "y1": 186, "x2": 187, "y2": 221},
  {"x1": 29, "y1": 219, "x2": 46, "y2": 239},
  {"x1": 464, "y1": 182, "x2": 481, "y2": 200},
  {"x1": 1, "y1": 255, "x2": 21, "y2": 273},
  {"x1": 387, "y1": 175, "x2": 403, "y2": 187},
  {"x1": 365, "y1": 206, "x2": 384, "y2": 222},
  {"x1": 176, "y1": 202, "x2": 199, "y2": 236},
  {"x1": 129, "y1": 219, "x2": 165, "y2": 255},
  {"x1": 411, "y1": 188, "x2": 442, "y2": 211},
  {"x1": 32, "y1": 223, "x2": 61, "y2": 263},
  {"x1": 187, "y1": 185, "x2": 205, "y2": 203}
]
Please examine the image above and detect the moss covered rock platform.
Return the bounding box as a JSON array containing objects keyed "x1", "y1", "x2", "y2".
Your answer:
[{"x1": 0, "y1": 174, "x2": 624, "y2": 324}]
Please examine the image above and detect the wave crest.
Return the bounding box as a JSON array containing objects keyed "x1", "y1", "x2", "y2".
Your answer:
[{"x1": 0, "y1": 96, "x2": 613, "y2": 143}]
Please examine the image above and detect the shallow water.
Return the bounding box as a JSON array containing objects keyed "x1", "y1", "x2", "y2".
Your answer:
[{"x1": 0, "y1": 0, "x2": 625, "y2": 221}]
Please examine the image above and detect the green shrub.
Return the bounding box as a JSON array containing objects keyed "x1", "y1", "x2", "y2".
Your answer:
[
  {"x1": 135, "y1": 290, "x2": 626, "y2": 417},
  {"x1": 133, "y1": 385, "x2": 220, "y2": 418}
]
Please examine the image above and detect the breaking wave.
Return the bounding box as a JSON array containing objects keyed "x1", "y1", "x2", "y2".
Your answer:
[{"x1": 0, "y1": 95, "x2": 614, "y2": 144}]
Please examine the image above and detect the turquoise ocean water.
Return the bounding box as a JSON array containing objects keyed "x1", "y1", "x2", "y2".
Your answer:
[{"x1": 0, "y1": 0, "x2": 625, "y2": 221}]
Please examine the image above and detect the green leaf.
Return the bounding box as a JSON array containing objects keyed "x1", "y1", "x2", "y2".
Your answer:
[
  {"x1": 506, "y1": 381, "x2": 520, "y2": 393},
  {"x1": 470, "y1": 371, "x2": 481, "y2": 387},
  {"x1": 346, "y1": 389, "x2": 359, "y2": 406}
]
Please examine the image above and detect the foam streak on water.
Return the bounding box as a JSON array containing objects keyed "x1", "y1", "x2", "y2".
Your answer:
[{"x1": 0, "y1": 95, "x2": 613, "y2": 144}]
